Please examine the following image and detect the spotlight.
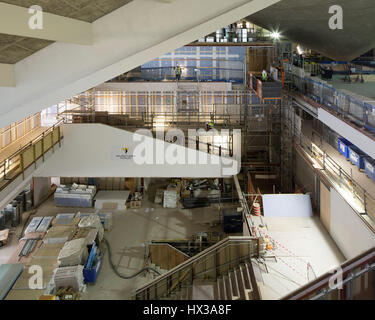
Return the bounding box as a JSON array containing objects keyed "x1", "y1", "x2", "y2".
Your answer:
[{"x1": 271, "y1": 31, "x2": 281, "y2": 40}]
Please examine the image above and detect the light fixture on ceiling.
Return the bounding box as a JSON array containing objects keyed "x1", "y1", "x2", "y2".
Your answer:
[
  {"x1": 297, "y1": 45, "x2": 304, "y2": 55},
  {"x1": 270, "y1": 31, "x2": 281, "y2": 40}
]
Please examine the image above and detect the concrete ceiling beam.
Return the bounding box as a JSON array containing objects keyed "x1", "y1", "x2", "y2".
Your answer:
[{"x1": 0, "y1": 3, "x2": 92, "y2": 45}]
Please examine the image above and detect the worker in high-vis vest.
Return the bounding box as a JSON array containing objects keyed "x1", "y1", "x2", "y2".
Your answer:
[
  {"x1": 262, "y1": 70, "x2": 268, "y2": 82},
  {"x1": 206, "y1": 121, "x2": 215, "y2": 131},
  {"x1": 175, "y1": 65, "x2": 182, "y2": 81}
]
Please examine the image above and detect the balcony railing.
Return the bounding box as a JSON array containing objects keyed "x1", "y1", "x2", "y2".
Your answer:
[{"x1": 0, "y1": 120, "x2": 64, "y2": 192}]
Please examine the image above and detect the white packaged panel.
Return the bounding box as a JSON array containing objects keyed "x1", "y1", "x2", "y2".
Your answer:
[{"x1": 262, "y1": 194, "x2": 313, "y2": 218}]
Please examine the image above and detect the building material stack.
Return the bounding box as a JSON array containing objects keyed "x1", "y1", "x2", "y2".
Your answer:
[
  {"x1": 58, "y1": 238, "x2": 89, "y2": 267},
  {"x1": 163, "y1": 190, "x2": 178, "y2": 209},
  {"x1": 78, "y1": 215, "x2": 104, "y2": 241},
  {"x1": 43, "y1": 225, "x2": 77, "y2": 244},
  {"x1": 54, "y1": 184, "x2": 97, "y2": 208},
  {"x1": 53, "y1": 265, "x2": 85, "y2": 292}
]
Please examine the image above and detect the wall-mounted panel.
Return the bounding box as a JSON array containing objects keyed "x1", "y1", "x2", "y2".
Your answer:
[{"x1": 320, "y1": 182, "x2": 331, "y2": 232}]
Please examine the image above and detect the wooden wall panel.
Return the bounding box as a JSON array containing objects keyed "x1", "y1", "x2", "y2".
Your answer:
[{"x1": 320, "y1": 182, "x2": 331, "y2": 232}]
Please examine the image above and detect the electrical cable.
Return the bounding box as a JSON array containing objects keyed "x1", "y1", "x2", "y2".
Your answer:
[{"x1": 103, "y1": 237, "x2": 161, "y2": 279}]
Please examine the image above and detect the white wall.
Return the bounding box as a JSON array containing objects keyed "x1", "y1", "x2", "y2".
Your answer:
[
  {"x1": 318, "y1": 108, "x2": 375, "y2": 159},
  {"x1": 330, "y1": 188, "x2": 375, "y2": 260},
  {"x1": 0, "y1": 0, "x2": 280, "y2": 128},
  {"x1": 34, "y1": 124, "x2": 239, "y2": 178}
]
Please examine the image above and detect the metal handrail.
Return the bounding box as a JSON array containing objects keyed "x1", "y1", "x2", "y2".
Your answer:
[
  {"x1": 0, "y1": 119, "x2": 65, "y2": 161},
  {"x1": 286, "y1": 119, "x2": 375, "y2": 226},
  {"x1": 282, "y1": 246, "x2": 375, "y2": 300},
  {"x1": 134, "y1": 236, "x2": 259, "y2": 297},
  {"x1": 0, "y1": 119, "x2": 65, "y2": 187}
]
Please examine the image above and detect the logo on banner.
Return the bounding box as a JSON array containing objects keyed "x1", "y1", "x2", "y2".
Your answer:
[{"x1": 113, "y1": 146, "x2": 135, "y2": 160}]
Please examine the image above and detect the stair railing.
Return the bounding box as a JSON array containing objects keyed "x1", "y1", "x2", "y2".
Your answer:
[{"x1": 134, "y1": 236, "x2": 262, "y2": 300}]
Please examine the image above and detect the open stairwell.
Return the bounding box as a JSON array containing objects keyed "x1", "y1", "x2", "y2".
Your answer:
[{"x1": 134, "y1": 236, "x2": 264, "y2": 300}]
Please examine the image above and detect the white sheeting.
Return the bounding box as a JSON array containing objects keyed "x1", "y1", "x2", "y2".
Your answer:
[{"x1": 262, "y1": 194, "x2": 313, "y2": 218}]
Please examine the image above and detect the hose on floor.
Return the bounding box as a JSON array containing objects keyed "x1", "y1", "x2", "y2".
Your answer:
[{"x1": 103, "y1": 237, "x2": 161, "y2": 279}]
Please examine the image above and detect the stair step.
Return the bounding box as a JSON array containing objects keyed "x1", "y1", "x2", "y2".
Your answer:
[
  {"x1": 229, "y1": 271, "x2": 240, "y2": 300},
  {"x1": 218, "y1": 277, "x2": 227, "y2": 300},
  {"x1": 239, "y1": 264, "x2": 253, "y2": 300},
  {"x1": 223, "y1": 275, "x2": 234, "y2": 300},
  {"x1": 236, "y1": 266, "x2": 248, "y2": 300},
  {"x1": 221, "y1": 276, "x2": 227, "y2": 300}
]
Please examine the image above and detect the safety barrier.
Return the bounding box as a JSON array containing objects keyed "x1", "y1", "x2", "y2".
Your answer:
[
  {"x1": 0, "y1": 121, "x2": 64, "y2": 191},
  {"x1": 282, "y1": 246, "x2": 375, "y2": 300},
  {"x1": 287, "y1": 63, "x2": 375, "y2": 132}
]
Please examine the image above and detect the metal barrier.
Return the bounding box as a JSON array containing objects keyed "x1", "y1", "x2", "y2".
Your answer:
[
  {"x1": 287, "y1": 63, "x2": 375, "y2": 132},
  {"x1": 285, "y1": 116, "x2": 375, "y2": 227},
  {"x1": 0, "y1": 113, "x2": 41, "y2": 151},
  {"x1": 282, "y1": 246, "x2": 375, "y2": 300},
  {"x1": 0, "y1": 120, "x2": 64, "y2": 191}
]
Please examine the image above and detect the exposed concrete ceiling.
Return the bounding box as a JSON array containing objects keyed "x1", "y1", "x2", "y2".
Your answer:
[
  {"x1": 0, "y1": 0, "x2": 133, "y2": 22},
  {"x1": 0, "y1": 33, "x2": 52, "y2": 64},
  {"x1": 0, "y1": 0, "x2": 132, "y2": 64},
  {"x1": 246, "y1": 0, "x2": 375, "y2": 61}
]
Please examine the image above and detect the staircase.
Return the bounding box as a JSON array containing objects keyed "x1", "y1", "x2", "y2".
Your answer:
[
  {"x1": 134, "y1": 236, "x2": 264, "y2": 300},
  {"x1": 166, "y1": 261, "x2": 259, "y2": 300}
]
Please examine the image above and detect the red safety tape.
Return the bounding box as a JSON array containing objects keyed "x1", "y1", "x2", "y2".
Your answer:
[
  {"x1": 273, "y1": 254, "x2": 308, "y2": 280},
  {"x1": 257, "y1": 227, "x2": 309, "y2": 266}
]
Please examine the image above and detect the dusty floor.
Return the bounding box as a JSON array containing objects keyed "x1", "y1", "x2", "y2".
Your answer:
[
  {"x1": 0, "y1": 195, "x2": 224, "y2": 300},
  {"x1": 252, "y1": 215, "x2": 345, "y2": 300},
  {"x1": 0, "y1": 189, "x2": 345, "y2": 300}
]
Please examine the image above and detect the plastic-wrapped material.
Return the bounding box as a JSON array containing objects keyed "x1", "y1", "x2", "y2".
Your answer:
[
  {"x1": 53, "y1": 265, "x2": 85, "y2": 292},
  {"x1": 163, "y1": 190, "x2": 177, "y2": 208},
  {"x1": 52, "y1": 213, "x2": 80, "y2": 226},
  {"x1": 24, "y1": 217, "x2": 43, "y2": 234},
  {"x1": 43, "y1": 226, "x2": 76, "y2": 244},
  {"x1": 36, "y1": 216, "x2": 54, "y2": 233},
  {"x1": 58, "y1": 238, "x2": 88, "y2": 267},
  {"x1": 78, "y1": 215, "x2": 104, "y2": 241}
]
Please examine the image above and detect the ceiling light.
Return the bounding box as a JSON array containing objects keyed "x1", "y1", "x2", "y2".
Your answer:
[{"x1": 271, "y1": 31, "x2": 281, "y2": 40}]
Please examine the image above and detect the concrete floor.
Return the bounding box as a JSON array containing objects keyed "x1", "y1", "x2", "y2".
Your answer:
[
  {"x1": 252, "y1": 215, "x2": 345, "y2": 300},
  {"x1": 0, "y1": 181, "x2": 346, "y2": 300},
  {"x1": 0, "y1": 195, "x2": 223, "y2": 300},
  {"x1": 84, "y1": 200, "x2": 223, "y2": 300},
  {"x1": 329, "y1": 75, "x2": 375, "y2": 100}
]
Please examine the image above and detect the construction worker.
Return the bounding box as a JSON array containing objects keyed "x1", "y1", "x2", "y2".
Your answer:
[
  {"x1": 261, "y1": 69, "x2": 268, "y2": 82},
  {"x1": 175, "y1": 65, "x2": 182, "y2": 81},
  {"x1": 205, "y1": 121, "x2": 214, "y2": 131}
]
